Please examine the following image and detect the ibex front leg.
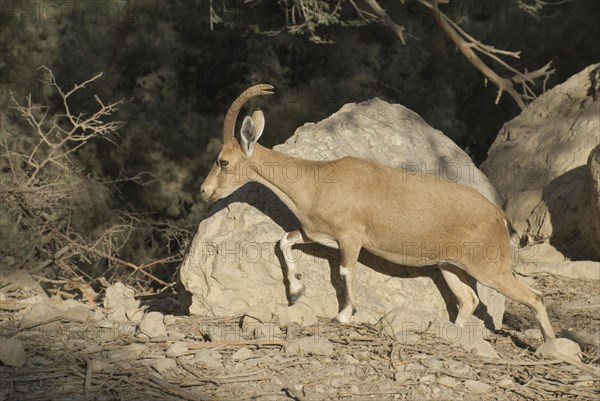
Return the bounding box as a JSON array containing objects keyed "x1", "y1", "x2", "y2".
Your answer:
[
  {"x1": 279, "y1": 230, "x2": 313, "y2": 304},
  {"x1": 333, "y1": 236, "x2": 361, "y2": 324}
]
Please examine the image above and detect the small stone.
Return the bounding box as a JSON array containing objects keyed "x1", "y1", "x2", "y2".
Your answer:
[
  {"x1": 257, "y1": 323, "x2": 282, "y2": 339},
  {"x1": 497, "y1": 376, "x2": 514, "y2": 388},
  {"x1": 394, "y1": 371, "x2": 412, "y2": 383},
  {"x1": 379, "y1": 382, "x2": 395, "y2": 392},
  {"x1": 445, "y1": 361, "x2": 472, "y2": 377},
  {"x1": 137, "y1": 311, "x2": 167, "y2": 338},
  {"x1": 23, "y1": 293, "x2": 49, "y2": 305},
  {"x1": 90, "y1": 359, "x2": 112, "y2": 372},
  {"x1": 193, "y1": 349, "x2": 222, "y2": 368},
  {"x1": 349, "y1": 384, "x2": 360, "y2": 394},
  {"x1": 245, "y1": 304, "x2": 272, "y2": 322},
  {"x1": 163, "y1": 314, "x2": 177, "y2": 325},
  {"x1": 283, "y1": 335, "x2": 334, "y2": 356},
  {"x1": 152, "y1": 358, "x2": 177, "y2": 375},
  {"x1": 231, "y1": 347, "x2": 253, "y2": 361},
  {"x1": 313, "y1": 385, "x2": 328, "y2": 394},
  {"x1": 536, "y1": 338, "x2": 582, "y2": 359},
  {"x1": 459, "y1": 337, "x2": 499, "y2": 359},
  {"x1": 61, "y1": 306, "x2": 91, "y2": 323},
  {"x1": 464, "y1": 379, "x2": 491, "y2": 394},
  {"x1": 403, "y1": 363, "x2": 425, "y2": 372},
  {"x1": 353, "y1": 351, "x2": 370, "y2": 361},
  {"x1": 103, "y1": 282, "x2": 140, "y2": 312},
  {"x1": 20, "y1": 304, "x2": 62, "y2": 328},
  {"x1": 26, "y1": 356, "x2": 52, "y2": 366},
  {"x1": 341, "y1": 354, "x2": 359, "y2": 364},
  {"x1": 278, "y1": 303, "x2": 317, "y2": 327},
  {"x1": 92, "y1": 309, "x2": 105, "y2": 321},
  {"x1": 3, "y1": 270, "x2": 45, "y2": 294},
  {"x1": 242, "y1": 315, "x2": 260, "y2": 329},
  {"x1": 269, "y1": 375, "x2": 283, "y2": 386},
  {"x1": 0, "y1": 338, "x2": 26, "y2": 367},
  {"x1": 242, "y1": 316, "x2": 282, "y2": 339},
  {"x1": 168, "y1": 330, "x2": 186, "y2": 341},
  {"x1": 98, "y1": 320, "x2": 114, "y2": 328},
  {"x1": 126, "y1": 309, "x2": 144, "y2": 323},
  {"x1": 376, "y1": 308, "x2": 437, "y2": 338},
  {"x1": 235, "y1": 354, "x2": 267, "y2": 368},
  {"x1": 439, "y1": 320, "x2": 499, "y2": 358},
  {"x1": 108, "y1": 344, "x2": 146, "y2": 361},
  {"x1": 330, "y1": 377, "x2": 350, "y2": 387},
  {"x1": 446, "y1": 360, "x2": 461, "y2": 368},
  {"x1": 437, "y1": 376, "x2": 459, "y2": 388},
  {"x1": 55, "y1": 300, "x2": 86, "y2": 311},
  {"x1": 419, "y1": 374, "x2": 436, "y2": 384},
  {"x1": 84, "y1": 344, "x2": 102, "y2": 353},
  {"x1": 421, "y1": 357, "x2": 443, "y2": 370},
  {"x1": 166, "y1": 341, "x2": 189, "y2": 358},
  {"x1": 325, "y1": 367, "x2": 346, "y2": 377},
  {"x1": 203, "y1": 324, "x2": 240, "y2": 342},
  {"x1": 284, "y1": 324, "x2": 301, "y2": 342},
  {"x1": 107, "y1": 310, "x2": 128, "y2": 323}
]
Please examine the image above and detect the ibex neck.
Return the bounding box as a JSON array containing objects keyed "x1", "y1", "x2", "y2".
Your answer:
[{"x1": 250, "y1": 144, "x2": 315, "y2": 218}]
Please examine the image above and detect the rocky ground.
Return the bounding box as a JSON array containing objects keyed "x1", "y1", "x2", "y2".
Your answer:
[{"x1": 0, "y1": 270, "x2": 599, "y2": 401}]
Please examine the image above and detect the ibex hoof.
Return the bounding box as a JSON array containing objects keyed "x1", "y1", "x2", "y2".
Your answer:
[
  {"x1": 332, "y1": 305, "x2": 355, "y2": 324},
  {"x1": 288, "y1": 285, "x2": 305, "y2": 305}
]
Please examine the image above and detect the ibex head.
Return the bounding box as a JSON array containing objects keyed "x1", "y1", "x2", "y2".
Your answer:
[{"x1": 200, "y1": 84, "x2": 274, "y2": 203}]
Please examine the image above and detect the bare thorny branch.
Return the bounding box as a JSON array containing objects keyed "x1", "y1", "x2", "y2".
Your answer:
[
  {"x1": 246, "y1": 0, "x2": 555, "y2": 109},
  {"x1": 363, "y1": 0, "x2": 554, "y2": 109},
  {"x1": 9, "y1": 66, "x2": 125, "y2": 186},
  {"x1": 1, "y1": 67, "x2": 190, "y2": 293},
  {"x1": 364, "y1": 0, "x2": 407, "y2": 44}
]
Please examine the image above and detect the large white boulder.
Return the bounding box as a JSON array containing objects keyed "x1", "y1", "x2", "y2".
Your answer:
[
  {"x1": 481, "y1": 63, "x2": 600, "y2": 260},
  {"x1": 179, "y1": 98, "x2": 505, "y2": 328}
]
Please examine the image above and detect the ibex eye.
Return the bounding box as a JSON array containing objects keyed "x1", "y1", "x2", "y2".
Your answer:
[{"x1": 219, "y1": 160, "x2": 229, "y2": 168}]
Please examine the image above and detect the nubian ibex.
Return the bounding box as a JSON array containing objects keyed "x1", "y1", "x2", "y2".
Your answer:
[{"x1": 200, "y1": 85, "x2": 556, "y2": 342}]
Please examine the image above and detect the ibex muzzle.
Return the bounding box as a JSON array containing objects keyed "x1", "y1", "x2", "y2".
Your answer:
[{"x1": 200, "y1": 85, "x2": 556, "y2": 342}]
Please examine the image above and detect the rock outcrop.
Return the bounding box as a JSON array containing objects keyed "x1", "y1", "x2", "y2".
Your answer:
[
  {"x1": 579, "y1": 145, "x2": 600, "y2": 256},
  {"x1": 481, "y1": 63, "x2": 600, "y2": 260}
]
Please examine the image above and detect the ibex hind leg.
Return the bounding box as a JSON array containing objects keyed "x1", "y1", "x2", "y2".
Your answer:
[
  {"x1": 332, "y1": 235, "x2": 362, "y2": 324},
  {"x1": 469, "y1": 263, "x2": 556, "y2": 342},
  {"x1": 279, "y1": 230, "x2": 313, "y2": 304},
  {"x1": 438, "y1": 263, "x2": 479, "y2": 327}
]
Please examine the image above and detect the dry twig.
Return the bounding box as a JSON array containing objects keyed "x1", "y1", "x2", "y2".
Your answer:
[
  {"x1": 1, "y1": 67, "x2": 189, "y2": 291},
  {"x1": 417, "y1": 0, "x2": 554, "y2": 108}
]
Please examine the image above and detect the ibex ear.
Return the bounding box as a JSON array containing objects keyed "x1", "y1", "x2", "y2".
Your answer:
[
  {"x1": 240, "y1": 110, "x2": 265, "y2": 156},
  {"x1": 251, "y1": 109, "x2": 265, "y2": 138}
]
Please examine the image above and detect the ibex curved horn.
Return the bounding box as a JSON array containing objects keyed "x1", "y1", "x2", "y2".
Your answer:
[{"x1": 223, "y1": 84, "x2": 274, "y2": 144}]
